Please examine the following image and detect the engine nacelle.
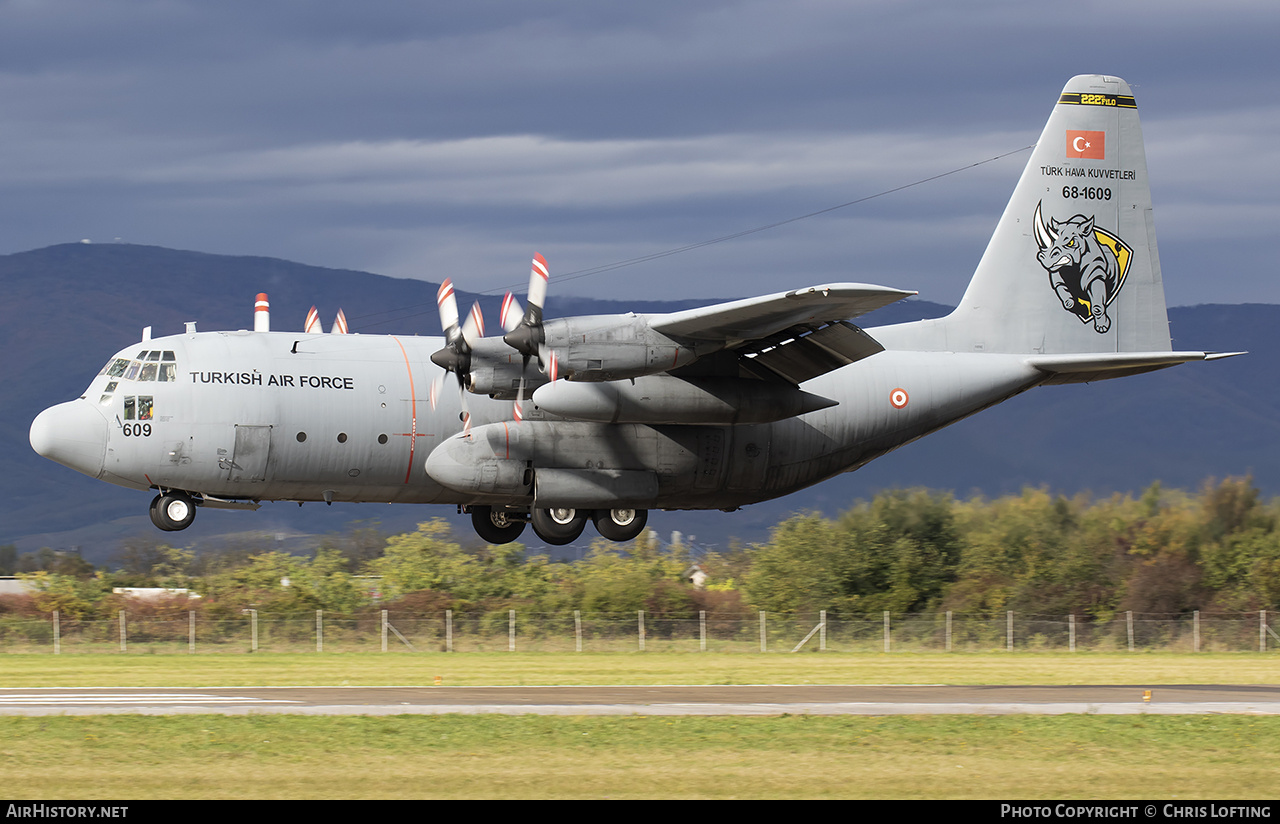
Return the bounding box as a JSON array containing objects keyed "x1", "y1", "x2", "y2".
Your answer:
[
  {"x1": 423, "y1": 420, "x2": 776, "y2": 509},
  {"x1": 544, "y1": 315, "x2": 702, "y2": 381},
  {"x1": 531, "y1": 375, "x2": 836, "y2": 424}
]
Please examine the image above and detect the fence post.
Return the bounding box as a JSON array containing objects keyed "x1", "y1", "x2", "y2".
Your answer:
[
  {"x1": 53, "y1": 610, "x2": 60, "y2": 655},
  {"x1": 1262, "y1": 610, "x2": 1267, "y2": 653},
  {"x1": 1069, "y1": 613, "x2": 1076, "y2": 652},
  {"x1": 446, "y1": 609, "x2": 453, "y2": 653},
  {"x1": 119, "y1": 610, "x2": 127, "y2": 653},
  {"x1": 189, "y1": 610, "x2": 195, "y2": 654},
  {"x1": 316, "y1": 610, "x2": 323, "y2": 653},
  {"x1": 946, "y1": 611, "x2": 952, "y2": 652},
  {"x1": 1126, "y1": 610, "x2": 1134, "y2": 652},
  {"x1": 883, "y1": 611, "x2": 890, "y2": 653},
  {"x1": 509, "y1": 609, "x2": 516, "y2": 652},
  {"x1": 1006, "y1": 611, "x2": 1013, "y2": 651},
  {"x1": 1194, "y1": 610, "x2": 1200, "y2": 653},
  {"x1": 820, "y1": 610, "x2": 827, "y2": 652},
  {"x1": 638, "y1": 610, "x2": 645, "y2": 652},
  {"x1": 250, "y1": 608, "x2": 258, "y2": 652},
  {"x1": 381, "y1": 609, "x2": 388, "y2": 652},
  {"x1": 574, "y1": 610, "x2": 582, "y2": 653},
  {"x1": 699, "y1": 610, "x2": 706, "y2": 652},
  {"x1": 759, "y1": 611, "x2": 766, "y2": 653}
]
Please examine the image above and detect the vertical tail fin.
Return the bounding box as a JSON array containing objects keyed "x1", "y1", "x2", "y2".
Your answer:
[{"x1": 936, "y1": 75, "x2": 1172, "y2": 355}]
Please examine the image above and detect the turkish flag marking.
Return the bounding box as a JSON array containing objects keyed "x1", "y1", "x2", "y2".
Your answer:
[{"x1": 1066, "y1": 130, "x2": 1105, "y2": 159}]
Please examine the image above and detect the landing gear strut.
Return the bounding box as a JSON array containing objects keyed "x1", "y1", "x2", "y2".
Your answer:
[{"x1": 149, "y1": 492, "x2": 196, "y2": 531}]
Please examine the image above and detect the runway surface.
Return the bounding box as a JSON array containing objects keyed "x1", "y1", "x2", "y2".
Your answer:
[{"x1": 1, "y1": 684, "x2": 1279, "y2": 716}]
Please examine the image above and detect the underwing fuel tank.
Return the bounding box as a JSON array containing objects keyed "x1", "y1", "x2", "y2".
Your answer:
[
  {"x1": 424, "y1": 420, "x2": 766, "y2": 508},
  {"x1": 531, "y1": 375, "x2": 836, "y2": 424}
]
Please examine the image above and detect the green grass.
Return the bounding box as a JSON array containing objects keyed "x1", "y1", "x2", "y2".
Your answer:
[
  {"x1": 2, "y1": 652, "x2": 1276, "y2": 799},
  {"x1": 1, "y1": 714, "x2": 1277, "y2": 799},
  {"x1": 0, "y1": 650, "x2": 1276, "y2": 688}
]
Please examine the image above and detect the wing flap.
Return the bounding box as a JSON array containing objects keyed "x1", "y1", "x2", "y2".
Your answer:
[{"x1": 740, "y1": 321, "x2": 885, "y2": 384}]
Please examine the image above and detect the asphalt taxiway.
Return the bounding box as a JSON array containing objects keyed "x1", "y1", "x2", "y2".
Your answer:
[{"x1": 1, "y1": 684, "x2": 1278, "y2": 715}]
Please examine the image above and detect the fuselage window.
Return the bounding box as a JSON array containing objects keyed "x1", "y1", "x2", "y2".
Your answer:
[
  {"x1": 138, "y1": 396, "x2": 153, "y2": 420},
  {"x1": 99, "y1": 381, "x2": 118, "y2": 407},
  {"x1": 139, "y1": 362, "x2": 158, "y2": 381},
  {"x1": 296, "y1": 432, "x2": 307, "y2": 442},
  {"x1": 124, "y1": 397, "x2": 136, "y2": 420},
  {"x1": 106, "y1": 359, "x2": 130, "y2": 378},
  {"x1": 124, "y1": 361, "x2": 141, "y2": 381},
  {"x1": 337, "y1": 433, "x2": 348, "y2": 443},
  {"x1": 146, "y1": 351, "x2": 161, "y2": 362},
  {"x1": 158, "y1": 363, "x2": 176, "y2": 382}
]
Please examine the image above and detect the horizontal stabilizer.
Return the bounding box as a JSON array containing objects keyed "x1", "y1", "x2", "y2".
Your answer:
[{"x1": 1027, "y1": 351, "x2": 1245, "y2": 384}]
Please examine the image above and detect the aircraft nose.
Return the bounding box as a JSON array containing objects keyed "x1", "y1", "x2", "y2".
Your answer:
[{"x1": 30, "y1": 400, "x2": 108, "y2": 479}]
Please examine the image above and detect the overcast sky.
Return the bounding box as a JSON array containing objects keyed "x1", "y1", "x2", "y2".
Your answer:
[{"x1": 1, "y1": 0, "x2": 1276, "y2": 309}]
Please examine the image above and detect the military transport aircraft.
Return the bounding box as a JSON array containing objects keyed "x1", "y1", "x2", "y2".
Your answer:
[{"x1": 30, "y1": 75, "x2": 1240, "y2": 546}]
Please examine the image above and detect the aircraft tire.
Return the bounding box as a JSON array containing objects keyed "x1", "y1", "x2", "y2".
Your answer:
[
  {"x1": 531, "y1": 507, "x2": 588, "y2": 546},
  {"x1": 150, "y1": 492, "x2": 196, "y2": 531},
  {"x1": 592, "y1": 508, "x2": 648, "y2": 542},
  {"x1": 471, "y1": 506, "x2": 526, "y2": 544}
]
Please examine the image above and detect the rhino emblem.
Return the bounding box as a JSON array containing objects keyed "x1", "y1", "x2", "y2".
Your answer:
[{"x1": 1033, "y1": 201, "x2": 1132, "y2": 333}]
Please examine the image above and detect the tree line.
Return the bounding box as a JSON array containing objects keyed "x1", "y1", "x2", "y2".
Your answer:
[{"x1": 2, "y1": 477, "x2": 1278, "y2": 622}]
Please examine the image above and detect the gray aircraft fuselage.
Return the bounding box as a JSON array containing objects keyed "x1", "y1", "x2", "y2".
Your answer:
[{"x1": 35, "y1": 326, "x2": 1041, "y2": 511}]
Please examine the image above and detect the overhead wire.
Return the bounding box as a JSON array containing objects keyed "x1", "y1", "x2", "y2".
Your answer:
[{"x1": 351, "y1": 143, "x2": 1035, "y2": 331}]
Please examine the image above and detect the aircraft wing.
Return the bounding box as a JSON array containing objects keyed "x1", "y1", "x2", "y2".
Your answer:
[{"x1": 651, "y1": 283, "x2": 915, "y2": 343}]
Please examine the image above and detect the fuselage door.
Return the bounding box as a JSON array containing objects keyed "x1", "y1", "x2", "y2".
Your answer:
[{"x1": 228, "y1": 424, "x2": 272, "y2": 482}]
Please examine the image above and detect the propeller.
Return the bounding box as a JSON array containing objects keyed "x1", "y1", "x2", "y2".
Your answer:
[
  {"x1": 430, "y1": 278, "x2": 486, "y2": 437},
  {"x1": 304, "y1": 306, "x2": 321, "y2": 334},
  {"x1": 502, "y1": 254, "x2": 562, "y2": 422},
  {"x1": 331, "y1": 309, "x2": 349, "y2": 334}
]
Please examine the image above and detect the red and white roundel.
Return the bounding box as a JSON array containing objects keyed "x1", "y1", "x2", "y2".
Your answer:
[{"x1": 889, "y1": 388, "x2": 909, "y2": 409}]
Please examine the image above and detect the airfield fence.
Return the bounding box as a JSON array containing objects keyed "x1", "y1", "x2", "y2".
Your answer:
[{"x1": 0, "y1": 608, "x2": 1277, "y2": 654}]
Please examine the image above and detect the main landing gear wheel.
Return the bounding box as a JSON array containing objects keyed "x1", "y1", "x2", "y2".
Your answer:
[
  {"x1": 530, "y1": 507, "x2": 588, "y2": 546},
  {"x1": 593, "y1": 508, "x2": 648, "y2": 542},
  {"x1": 471, "y1": 506, "x2": 526, "y2": 544},
  {"x1": 149, "y1": 492, "x2": 196, "y2": 532}
]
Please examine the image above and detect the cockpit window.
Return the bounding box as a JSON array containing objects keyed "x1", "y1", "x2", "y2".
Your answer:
[{"x1": 105, "y1": 350, "x2": 178, "y2": 383}]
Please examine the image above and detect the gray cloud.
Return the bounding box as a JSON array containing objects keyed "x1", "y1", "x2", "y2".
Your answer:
[{"x1": 0, "y1": 0, "x2": 1275, "y2": 306}]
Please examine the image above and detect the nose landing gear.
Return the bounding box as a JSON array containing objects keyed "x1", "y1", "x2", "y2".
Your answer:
[{"x1": 149, "y1": 491, "x2": 197, "y2": 531}]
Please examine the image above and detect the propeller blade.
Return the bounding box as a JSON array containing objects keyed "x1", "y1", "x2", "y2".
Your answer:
[
  {"x1": 437, "y1": 279, "x2": 460, "y2": 337},
  {"x1": 500, "y1": 292, "x2": 524, "y2": 333},
  {"x1": 540, "y1": 343, "x2": 559, "y2": 383},
  {"x1": 331, "y1": 309, "x2": 348, "y2": 334},
  {"x1": 304, "y1": 306, "x2": 321, "y2": 334},
  {"x1": 527, "y1": 252, "x2": 548, "y2": 323},
  {"x1": 428, "y1": 374, "x2": 443, "y2": 411},
  {"x1": 461, "y1": 301, "x2": 485, "y2": 348}
]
